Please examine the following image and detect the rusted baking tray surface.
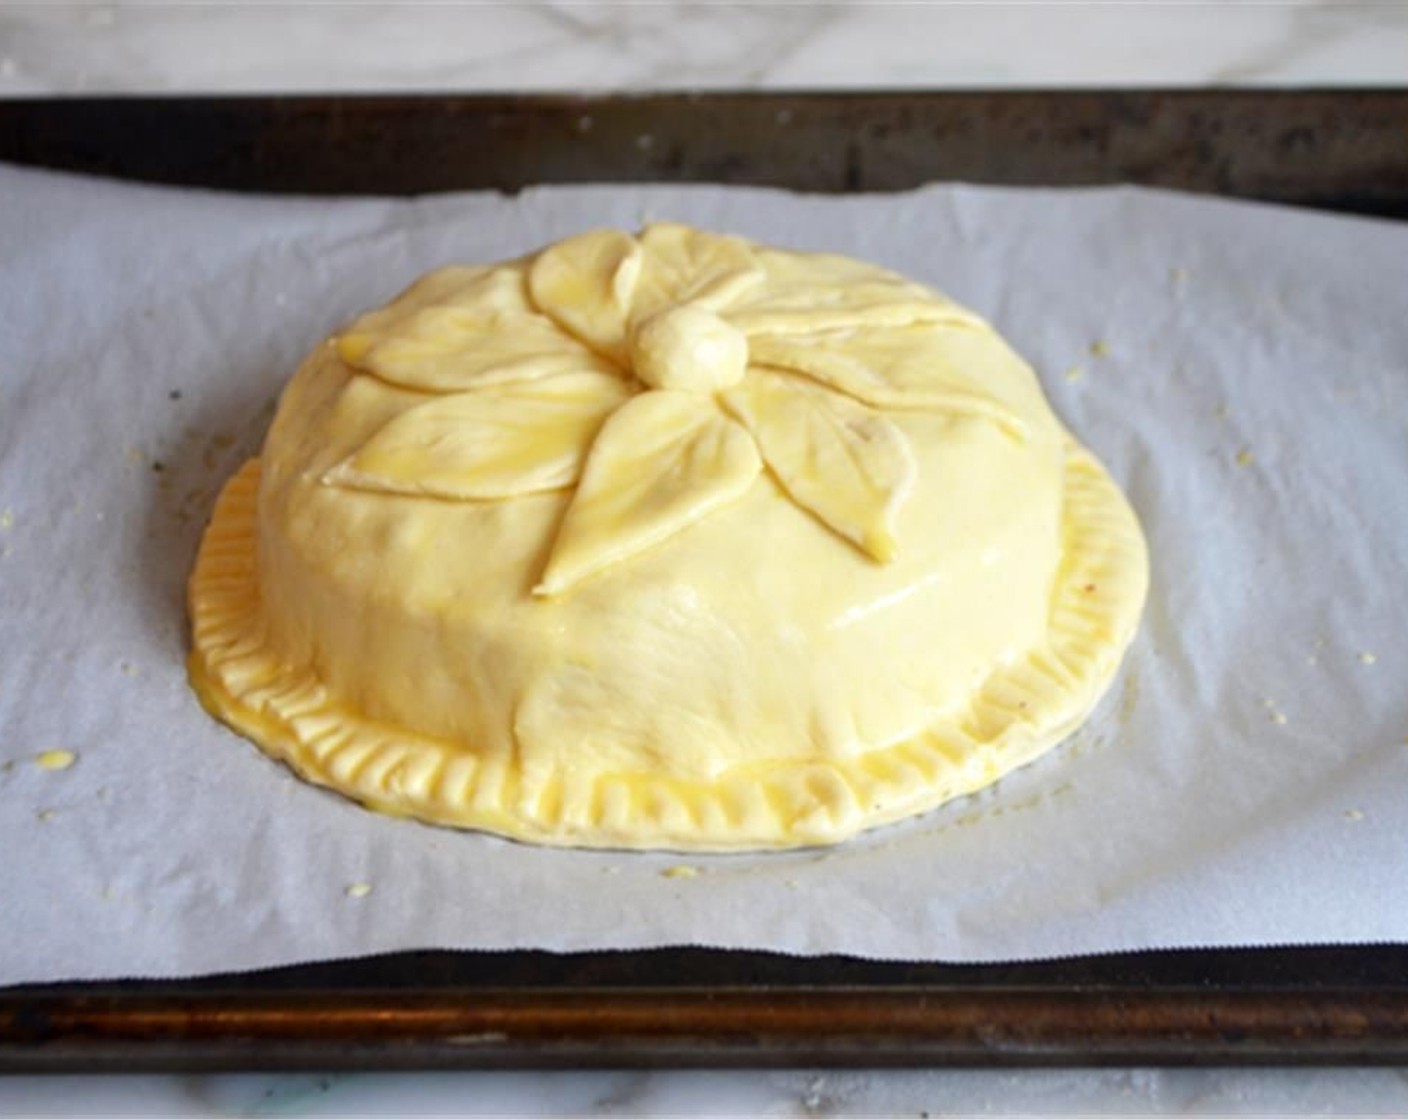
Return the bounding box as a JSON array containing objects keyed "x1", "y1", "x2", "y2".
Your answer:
[
  {"x1": 1, "y1": 91, "x2": 1406, "y2": 1070},
  {"x1": 7, "y1": 947, "x2": 1408, "y2": 1070},
  {"x1": 2, "y1": 90, "x2": 1407, "y2": 214}
]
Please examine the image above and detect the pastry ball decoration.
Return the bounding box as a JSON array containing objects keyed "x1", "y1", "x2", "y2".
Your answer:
[{"x1": 189, "y1": 224, "x2": 1147, "y2": 850}]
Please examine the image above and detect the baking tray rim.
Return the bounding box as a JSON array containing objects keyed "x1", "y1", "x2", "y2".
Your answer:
[{"x1": 3, "y1": 89, "x2": 1408, "y2": 1069}]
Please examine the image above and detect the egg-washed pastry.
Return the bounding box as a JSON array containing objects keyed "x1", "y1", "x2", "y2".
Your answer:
[{"x1": 188, "y1": 224, "x2": 1147, "y2": 851}]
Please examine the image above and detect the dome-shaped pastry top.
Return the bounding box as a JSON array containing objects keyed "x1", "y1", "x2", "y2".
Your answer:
[{"x1": 188, "y1": 225, "x2": 1148, "y2": 851}]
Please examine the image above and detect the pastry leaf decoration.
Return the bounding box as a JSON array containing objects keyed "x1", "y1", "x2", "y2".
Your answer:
[
  {"x1": 325, "y1": 370, "x2": 630, "y2": 500},
  {"x1": 327, "y1": 224, "x2": 1023, "y2": 596},
  {"x1": 722, "y1": 371, "x2": 915, "y2": 563},
  {"x1": 535, "y1": 391, "x2": 761, "y2": 597}
]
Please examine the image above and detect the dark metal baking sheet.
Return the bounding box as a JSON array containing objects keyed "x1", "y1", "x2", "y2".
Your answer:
[
  {"x1": 2, "y1": 91, "x2": 1407, "y2": 1071},
  {"x1": 3, "y1": 90, "x2": 1408, "y2": 216},
  {"x1": 7, "y1": 947, "x2": 1408, "y2": 1071}
]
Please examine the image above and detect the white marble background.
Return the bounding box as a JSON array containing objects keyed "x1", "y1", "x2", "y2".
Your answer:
[
  {"x1": 3, "y1": 0, "x2": 1408, "y2": 94},
  {"x1": 4, "y1": 1, "x2": 1408, "y2": 1116}
]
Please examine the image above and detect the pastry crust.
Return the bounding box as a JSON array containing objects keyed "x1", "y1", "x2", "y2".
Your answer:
[{"x1": 188, "y1": 226, "x2": 1148, "y2": 851}]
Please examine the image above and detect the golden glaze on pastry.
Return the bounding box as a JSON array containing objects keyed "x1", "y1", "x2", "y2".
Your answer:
[{"x1": 188, "y1": 225, "x2": 1147, "y2": 850}]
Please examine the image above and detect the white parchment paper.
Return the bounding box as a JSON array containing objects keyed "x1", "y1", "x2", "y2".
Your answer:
[{"x1": 1, "y1": 163, "x2": 1405, "y2": 984}]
